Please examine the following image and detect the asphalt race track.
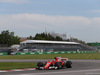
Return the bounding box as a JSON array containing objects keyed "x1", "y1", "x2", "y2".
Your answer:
[{"x1": 1, "y1": 60, "x2": 100, "y2": 75}]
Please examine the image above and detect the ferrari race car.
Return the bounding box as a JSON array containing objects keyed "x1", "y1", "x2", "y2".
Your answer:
[{"x1": 36, "y1": 57, "x2": 72, "y2": 70}]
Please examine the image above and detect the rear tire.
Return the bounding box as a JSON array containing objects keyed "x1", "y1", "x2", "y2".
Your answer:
[{"x1": 66, "y1": 61, "x2": 72, "y2": 68}]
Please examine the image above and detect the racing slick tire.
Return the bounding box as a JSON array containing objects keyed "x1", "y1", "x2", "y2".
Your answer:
[
  {"x1": 55, "y1": 62, "x2": 61, "y2": 69},
  {"x1": 66, "y1": 61, "x2": 72, "y2": 68},
  {"x1": 37, "y1": 62, "x2": 44, "y2": 70}
]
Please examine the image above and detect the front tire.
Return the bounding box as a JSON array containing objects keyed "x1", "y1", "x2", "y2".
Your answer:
[
  {"x1": 37, "y1": 62, "x2": 43, "y2": 70},
  {"x1": 66, "y1": 61, "x2": 72, "y2": 68}
]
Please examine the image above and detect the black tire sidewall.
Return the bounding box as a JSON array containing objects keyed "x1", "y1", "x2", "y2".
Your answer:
[{"x1": 66, "y1": 61, "x2": 72, "y2": 68}]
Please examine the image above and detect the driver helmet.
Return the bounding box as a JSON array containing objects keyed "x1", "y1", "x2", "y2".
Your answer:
[{"x1": 54, "y1": 57, "x2": 57, "y2": 60}]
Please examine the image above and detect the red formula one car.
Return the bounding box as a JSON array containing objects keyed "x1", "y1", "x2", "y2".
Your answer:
[{"x1": 36, "y1": 57, "x2": 72, "y2": 70}]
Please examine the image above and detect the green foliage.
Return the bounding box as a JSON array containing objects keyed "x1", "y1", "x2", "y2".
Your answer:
[
  {"x1": 0, "y1": 53, "x2": 99, "y2": 59},
  {"x1": 27, "y1": 36, "x2": 34, "y2": 39},
  {"x1": 87, "y1": 42, "x2": 100, "y2": 46},
  {"x1": 27, "y1": 32, "x2": 87, "y2": 44},
  {"x1": 29, "y1": 32, "x2": 63, "y2": 41},
  {"x1": 0, "y1": 30, "x2": 20, "y2": 47},
  {"x1": 70, "y1": 37, "x2": 87, "y2": 44}
]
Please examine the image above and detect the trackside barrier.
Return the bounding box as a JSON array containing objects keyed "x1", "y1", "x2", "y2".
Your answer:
[
  {"x1": 0, "y1": 52, "x2": 8, "y2": 56},
  {"x1": 16, "y1": 51, "x2": 97, "y2": 55}
]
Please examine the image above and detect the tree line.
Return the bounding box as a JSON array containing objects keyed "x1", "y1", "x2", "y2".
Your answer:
[
  {"x1": 0, "y1": 31, "x2": 63, "y2": 47},
  {"x1": 27, "y1": 32, "x2": 63, "y2": 41},
  {"x1": 0, "y1": 30, "x2": 20, "y2": 47},
  {"x1": 27, "y1": 33, "x2": 87, "y2": 45},
  {"x1": 0, "y1": 30, "x2": 87, "y2": 47}
]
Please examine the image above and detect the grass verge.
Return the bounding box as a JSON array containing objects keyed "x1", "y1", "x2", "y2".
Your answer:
[
  {"x1": 0, "y1": 52, "x2": 100, "y2": 59},
  {"x1": 0, "y1": 53, "x2": 100, "y2": 70},
  {"x1": 0, "y1": 62, "x2": 37, "y2": 70}
]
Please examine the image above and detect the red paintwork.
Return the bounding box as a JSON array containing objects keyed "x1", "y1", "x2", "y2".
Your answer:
[
  {"x1": 44, "y1": 61, "x2": 52, "y2": 69},
  {"x1": 44, "y1": 57, "x2": 66, "y2": 69}
]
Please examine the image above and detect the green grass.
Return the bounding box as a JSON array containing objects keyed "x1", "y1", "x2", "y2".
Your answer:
[
  {"x1": 0, "y1": 62, "x2": 37, "y2": 70},
  {"x1": 0, "y1": 53, "x2": 100, "y2": 70},
  {"x1": 0, "y1": 53, "x2": 100, "y2": 59}
]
